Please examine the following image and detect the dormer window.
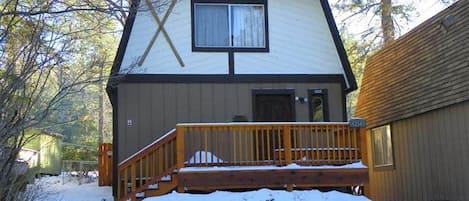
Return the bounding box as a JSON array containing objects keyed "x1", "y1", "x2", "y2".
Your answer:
[{"x1": 192, "y1": 1, "x2": 268, "y2": 51}]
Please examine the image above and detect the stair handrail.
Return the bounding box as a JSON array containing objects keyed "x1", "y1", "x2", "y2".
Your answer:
[{"x1": 117, "y1": 129, "x2": 178, "y2": 201}]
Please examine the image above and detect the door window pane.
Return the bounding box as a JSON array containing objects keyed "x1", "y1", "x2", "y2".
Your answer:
[
  {"x1": 311, "y1": 96, "x2": 324, "y2": 122},
  {"x1": 309, "y1": 89, "x2": 328, "y2": 122}
]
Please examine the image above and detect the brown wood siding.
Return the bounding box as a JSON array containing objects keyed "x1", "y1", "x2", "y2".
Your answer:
[
  {"x1": 117, "y1": 82, "x2": 345, "y2": 162},
  {"x1": 367, "y1": 100, "x2": 469, "y2": 201},
  {"x1": 355, "y1": 0, "x2": 469, "y2": 128}
]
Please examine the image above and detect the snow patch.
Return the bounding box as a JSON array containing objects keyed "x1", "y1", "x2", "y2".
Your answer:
[
  {"x1": 142, "y1": 188, "x2": 370, "y2": 201},
  {"x1": 186, "y1": 151, "x2": 224, "y2": 164}
]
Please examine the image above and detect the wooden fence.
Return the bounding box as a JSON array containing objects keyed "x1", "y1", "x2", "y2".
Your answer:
[{"x1": 98, "y1": 143, "x2": 113, "y2": 186}]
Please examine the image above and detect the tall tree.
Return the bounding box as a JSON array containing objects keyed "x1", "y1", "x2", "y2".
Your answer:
[
  {"x1": 381, "y1": 0, "x2": 395, "y2": 46},
  {"x1": 333, "y1": 0, "x2": 416, "y2": 47}
]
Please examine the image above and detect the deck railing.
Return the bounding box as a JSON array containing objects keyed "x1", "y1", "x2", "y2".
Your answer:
[
  {"x1": 177, "y1": 122, "x2": 363, "y2": 167},
  {"x1": 118, "y1": 121, "x2": 366, "y2": 201}
]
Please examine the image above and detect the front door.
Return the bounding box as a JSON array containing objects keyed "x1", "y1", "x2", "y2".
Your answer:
[
  {"x1": 252, "y1": 90, "x2": 295, "y2": 161},
  {"x1": 253, "y1": 93, "x2": 295, "y2": 122}
]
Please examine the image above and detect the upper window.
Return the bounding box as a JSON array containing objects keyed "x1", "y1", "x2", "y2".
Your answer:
[
  {"x1": 371, "y1": 125, "x2": 394, "y2": 169},
  {"x1": 194, "y1": 3, "x2": 266, "y2": 49}
]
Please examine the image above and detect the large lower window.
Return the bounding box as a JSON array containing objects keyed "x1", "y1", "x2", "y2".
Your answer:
[
  {"x1": 194, "y1": 3, "x2": 266, "y2": 48},
  {"x1": 371, "y1": 125, "x2": 394, "y2": 168}
]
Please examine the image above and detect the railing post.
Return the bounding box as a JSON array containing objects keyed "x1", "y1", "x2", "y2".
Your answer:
[
  {"x1": 131, "y1": 164, "x2": 136, "y2": 198},
  {"x1": 283, "y1": 125, "x2": 292, "y2": 165},
  {"x1": 176, "y1": 126, "x2": 185, "y2": 169}
]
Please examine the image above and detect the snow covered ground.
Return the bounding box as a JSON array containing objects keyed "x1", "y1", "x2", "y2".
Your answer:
[
  {"x1": 143, "y1": 189, "x2": 370, "y2": 201},
  {"x1": 32, "y1": 174, "x2": 369, "y2": 201},
  {"x1": 32, "y1": 174, "x2": 113, "y2": 201}
]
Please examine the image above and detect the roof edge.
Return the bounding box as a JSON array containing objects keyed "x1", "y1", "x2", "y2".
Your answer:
[
  {"x1": 319, "y1": 0, "x2": 358, "y2": 94},
  {"x1": 106, "y1": 0, "x2": 141, "y2": 99}
]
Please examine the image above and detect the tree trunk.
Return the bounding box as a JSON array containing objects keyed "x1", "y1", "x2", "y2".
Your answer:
[{"x1": 381, "y1": 0, "x2": 395, "y2": 46}]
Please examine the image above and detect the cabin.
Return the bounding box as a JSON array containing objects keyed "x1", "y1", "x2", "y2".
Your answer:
[
  {"x1": 18, "y1": 128, "x2": 64, "y2": 178},
  {"x1": 107, "y1": 0, "x2": 368, "y2": 200},
  {"x1": 355, "y1": 1, "x2": 469, "y2": 201}
]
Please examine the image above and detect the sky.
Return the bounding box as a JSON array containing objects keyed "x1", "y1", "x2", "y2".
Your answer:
[
  {"x1": 407, "y1": 0, "x2": 452, "y2": 31},
  {"x1": 331, "y1": 0, "x2": 453, "y2": 39}
]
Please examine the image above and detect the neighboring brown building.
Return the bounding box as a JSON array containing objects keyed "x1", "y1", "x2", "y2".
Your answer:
[{"x1": 355, "y1": 1, "x2": 469, "y2": 200}]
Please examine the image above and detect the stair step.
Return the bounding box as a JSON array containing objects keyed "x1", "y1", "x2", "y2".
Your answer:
[
  {"x1": 160, "y1": 175, "x2": 171, "y2": 182},
  {"x1": 135, "y1": 192, "x2": 145, "y2": 198},
  {"x1": 147, "y1": 184, "x2": 159, "y2": 190}
]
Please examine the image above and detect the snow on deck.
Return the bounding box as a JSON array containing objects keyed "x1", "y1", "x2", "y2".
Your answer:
[
  {"x1": 143, "y1": 189, "x2": 370, "y2": 201},
  {"x1": 180, "y1": 161, "x2": 367, "y2": 172}
]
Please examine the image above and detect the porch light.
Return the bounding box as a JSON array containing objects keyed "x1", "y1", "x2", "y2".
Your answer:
[{"x1": 295, "y1": 96, "x2": 308, "y2": 103}]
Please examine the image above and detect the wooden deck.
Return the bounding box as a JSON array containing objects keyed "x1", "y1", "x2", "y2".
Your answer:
[
  {"x1": 178, "y1": 168, "x2": 368, "y2": 192},
  {"x1": 116, "y1": 122, "x2": 368, "y2": 201}
]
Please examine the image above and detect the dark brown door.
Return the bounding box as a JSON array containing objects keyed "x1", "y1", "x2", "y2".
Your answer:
[
  {"x1": 254, "y1": 94, "x2": 294, "y2": 122},
  {"x1": 253, "y1": 92, "x2": 295, "y2": 161}
]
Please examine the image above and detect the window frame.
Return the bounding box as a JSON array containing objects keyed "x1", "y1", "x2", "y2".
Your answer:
[
  {"x1": 191, "y1": 0, "x2": 269, "y2": 52},
  {"x1": 371, "y1": 124, "x2": 395, "y2": 170},
  {"x1": 308, "y1": 89, "x2": 329, "y2": 122}
]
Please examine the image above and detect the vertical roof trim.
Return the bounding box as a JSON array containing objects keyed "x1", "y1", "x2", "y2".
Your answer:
[
  {"x1": 106, "y1": 0, "x2": 141, "y2": 103},
  {"x1": 319, "y1": 0, "x2": 358, "y2": 93}
]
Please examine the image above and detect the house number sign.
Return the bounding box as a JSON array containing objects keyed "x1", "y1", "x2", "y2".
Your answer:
[{"x1": 349, "y1": 118, "x2": 366, "y2": 128}]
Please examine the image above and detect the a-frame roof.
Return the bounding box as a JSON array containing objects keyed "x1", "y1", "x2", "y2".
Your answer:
[
  {"x1": 107, "y1": 0, "x2": 357, "y2": 100},
  {"x1": 355, "y1": 0, "x2": 469, "y2": 128}
]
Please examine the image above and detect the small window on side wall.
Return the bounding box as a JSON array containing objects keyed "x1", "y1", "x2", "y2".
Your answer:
[
  {"x1": 308, "y1": 89, "x2": 329, "y2": 122},
  {"x1": 371, "y1": 125, "x2": 394, "y2": 169}
]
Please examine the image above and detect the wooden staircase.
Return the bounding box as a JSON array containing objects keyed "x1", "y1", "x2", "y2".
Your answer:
[
  {"x1": 133, "y1": 173, "x2": 178, "y2": 200},
  {"x1": 117, "y1": 129, "x2": 181, "y2": 201},
  {"x1": 117, "y1": 122, "x2": 368, "y2": 201}
]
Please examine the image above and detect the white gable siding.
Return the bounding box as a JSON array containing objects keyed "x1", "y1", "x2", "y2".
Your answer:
[
  {"x1": 120, "y1": 0, "x2": 345, "y2": 77},
  {"x1": 120, "y1": 0, "x2": 228, "y2": 74},
  {"x1": 234, "y1": 0, "x2": 344, "y2": 75}
]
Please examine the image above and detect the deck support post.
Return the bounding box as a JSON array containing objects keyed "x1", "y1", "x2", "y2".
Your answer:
[
  {"x1": 359, "y1": 128, "x2": 368, "y2": 166},
  {"x1": 360, "y1": 128, "x2": 370, "y2": 196},
  {"x1": 283, "y1": 126, "x2": 292, "y2": 165},
  {"x1": 176, "y1": 126, "x2": 185, "y2": 169},
  {"x1": 177, "y1": 185, "x2": 185, "y2": 193},
  {"x1": 286, "y1": 184, "x2": 293, "y2": 192}
]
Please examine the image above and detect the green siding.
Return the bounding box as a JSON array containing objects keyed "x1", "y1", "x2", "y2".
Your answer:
[{"x1": 23, "y1": 129, "x2": 63, "y2": 175}]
